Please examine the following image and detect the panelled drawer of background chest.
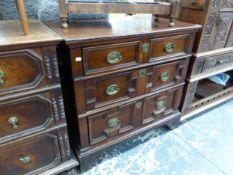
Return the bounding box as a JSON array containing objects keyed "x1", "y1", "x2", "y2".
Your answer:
[
  {"x1": 0, "y1": 128, "x2": 70, "y2": 175},
  {"x1": 0, "y1": 89, "x2": 65, "y2": 143},
  {"x1": 81, "y1": 41, "x2": 140, "y2": 75},
  {"x1": 142, "y1": 86, "x2": 183, "y2": 125},
  {"x1": 0, "y1": 47, "x2": 60, "y2": 97}
]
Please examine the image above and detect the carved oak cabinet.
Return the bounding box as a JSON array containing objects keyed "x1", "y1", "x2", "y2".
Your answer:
[
  {"x1": 46, "y1": 15, "x2": 200, "y2": 172},
  {"x1": 0, "y1": 20, "x2": 78, "y2": 175},
  {"x1": 178, "y1": 0, "x2": 233, "y2": 119}
]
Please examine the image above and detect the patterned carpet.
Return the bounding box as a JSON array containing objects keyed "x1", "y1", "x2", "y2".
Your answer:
[{"x1": 78, "y1": 100, "x2": 233, "y2": 175}]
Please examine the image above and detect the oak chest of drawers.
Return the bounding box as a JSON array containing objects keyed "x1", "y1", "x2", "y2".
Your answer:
[
  {"x1": 46, "y1": 15, "x2": 200, "y2": 172},
  {"x1": 0, "y1": 20, "x2": 78, "y2": 175},
  {"x1": 178, "y1": 0, "x2": 233, "y2": 119}
]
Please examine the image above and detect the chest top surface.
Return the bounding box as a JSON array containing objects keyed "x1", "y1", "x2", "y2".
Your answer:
[
  {"x1": 46, "y1": 14, "x2": 201, "y2": 45},
  {"x1": 0, "y1": 20, "x2": 62, "y2": 49}
]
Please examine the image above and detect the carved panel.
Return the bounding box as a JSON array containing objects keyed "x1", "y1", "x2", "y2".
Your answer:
[
  {"x1": 198, "y1": 13, "x2": 217, "y2": 52},
  {"x1": 181, "y1": 81, "x2": 198, "y2": 114},
  {"x1": 221, "y1": 0, "x2": 233, "y2": 8},
  {"x1": 212, "y1": 12, "x2": 233, "y2": 49},
  {"x1": 226, "y1": 23, "x2": 233, "y2": 47},
  {"x1": 88, "y1": 102, "x2": 137, "y2": 145},
  {"x1": 198, "y1": 11, "x2": 233, "y2": 52},
  {"x1": 210, "y1": 0, "x2": 221, "y2": 11},
  {"x1": 191, "y1": 57, "x2": 205, "y2": 75},
  {"x1": 191, "y1": 86, "x2": 233, "y2": 111}
]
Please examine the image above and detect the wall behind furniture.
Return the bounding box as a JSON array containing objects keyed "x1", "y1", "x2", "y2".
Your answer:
[
  {"x1": 0, "y1": 0, "x2": 168, "y2": 20},
  {"x1": 0, "y1": 0, "x2": 107, "y2": 20},
  {"x1": 0, "y1": 0, "x2": 59, "y2": 20}
]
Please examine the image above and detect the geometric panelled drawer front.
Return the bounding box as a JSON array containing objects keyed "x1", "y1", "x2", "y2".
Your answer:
[
  {"x1": 88, "y1": 102, "x2": 138, "y2": 145},
  {"x1": 75, "y1": 59, "x2": 188, "y2": 114},
  {"x1": 150, "y1": 34, "x2": 188, "y2": 61},
  {"x1": 82, "y1": 41, "x2": 140, "y2": 75},
  {"x1": 0, "y1": 48, "x2": 59, "y2": 96},
  {"x1": 0, "y1": 132, "x2": 61, "y2": 175},
  {"x1": 147, "y1": 59, "x2": 188, "y2": 92},
  {"x1": 77, "y1": 70, "x2": 137, "y2": 112},
  {"x1": 142, "y1": 86, "x2": 183, "y2": 125},
  {"x1": 0, "y1": 90, "x2": 65, "y2": 142},
  {"x1": 86, "y1": 85, "x2": 184, "y2": 146}
]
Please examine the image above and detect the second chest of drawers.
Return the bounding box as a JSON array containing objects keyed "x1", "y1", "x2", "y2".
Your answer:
[{"x1": 0, "y1": 20, "x2": 78, "y2": 175}]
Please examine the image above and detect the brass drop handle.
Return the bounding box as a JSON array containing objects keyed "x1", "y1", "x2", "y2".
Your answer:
[
  {"x1": 8, "y1": 116, "x2": 18, "y2": 129},
  {"x1": 107, "y1": 117, "x2": 120, "y2": 128},
  {"x1": 156, "y1": 100, "x2": 165, "y2": 110},
  {"x1": 164, "y1": 43, "x2": 175, "y2": 53},
  {"x1": 106, "y1": 51, "x2": 122, "y2": 64},
  {"x1": 160, "y1": 72, "x2": 170, "y2": 82},
  {"x1": 106, "y1": 84, "x2": 120, "y2": 96},
  {"x1": 0, "y1": 69, "x2": 5, "y2": 86},
  {"x1": 19, "y1": 156, "x2": 31, "y2": 164}
]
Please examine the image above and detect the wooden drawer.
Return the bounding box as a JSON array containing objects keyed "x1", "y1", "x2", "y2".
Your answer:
[
  {"x1": 81, "y1": 86, "x2": 183, "y2": 146},
  {"x1": 76, "y1": 71, "x2": 138, "y2": 113},
  {"x1": 0, "y1": 47, "x2": 60, "y2": 96},
  {"x1": 81, "y1": 41, "x2": 140, "y2": 74},
  {"x1": 87, "y1": 102, "x2": 140, "y2": 145},
  {"x1": 0, "y1": 129, "x2": 71, "y2": 175},
  {"x1": 0, "y1": 90, "x2": 65, "y2": 143},
  {"x1": 191, "y1": 50, "x2": 233, "y2": 76},
  {"x1": 142, "y1": 86, "x2": 183, "y2": 125},
  {"x1": 149, "y1": 35, "x2": 188, "y2": 61},
  {"x1": 202, "y1": 52, "x2": 233, "y2": 72},
  {"x1": 147, "y1": 59, "x2": 188, "y2": 92}
]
